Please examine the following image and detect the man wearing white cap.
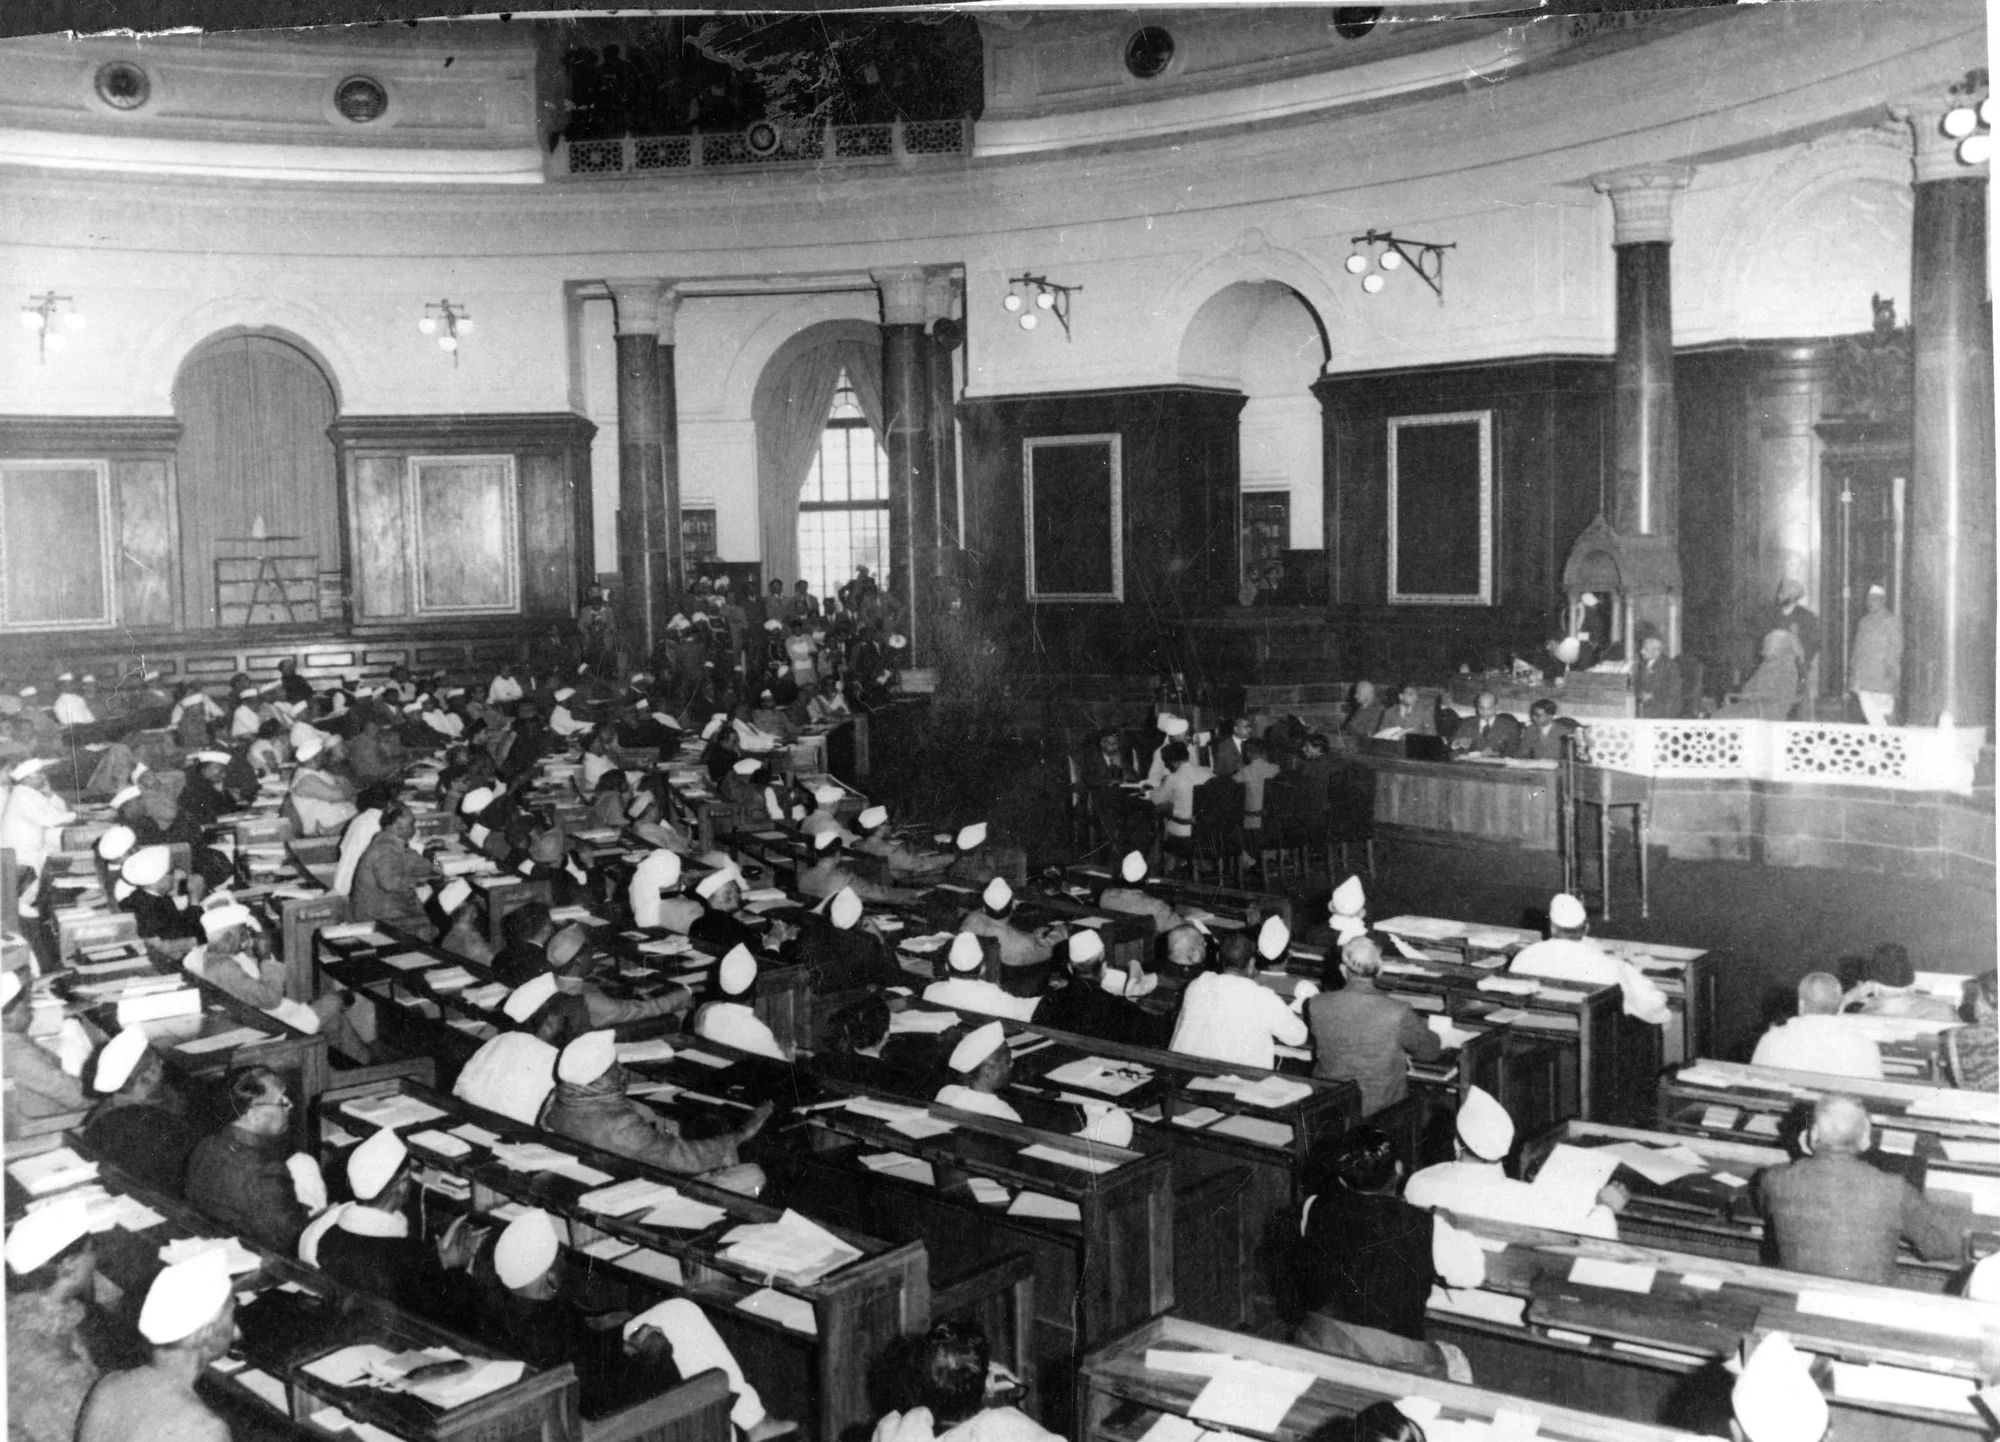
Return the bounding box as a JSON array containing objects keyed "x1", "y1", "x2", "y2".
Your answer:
[
  {"x1": 438, "y1": 878, "x2": 498, "y2": 965},
  {"x1": 1144, "y1": 712, "x2": 1192, "y2": 789},
  {"x1": 544, "y1": 1029, "x2": 773, "y2": 1190},
  {"x1": 1097, "y1": 851, "x2": 1184, "y2": 933},
  {"x1": 1509, "y1": 894, "x2": 1669, "y2": 1025},
  {"x1": 310, "y1": 1127, "x2": 440, "y2": 1307},
  {"x1": 693, "y1": 946, "x2": 790, "y2": 1060},
  {"x1": 1, "y1": 756, "x2": 76, "y2": 874},
  {"x1": 1168, "y1": 919, "x2": 1307, "y2": 1069},
  {"x1": 959, "y1": 875, "x2": 1061, "y2": 969},
  {"x1": 549, "y1": 925, "x2": 694, "y2": 1028},
  {"x1": 185, "y1": 1064, "x2": 326, "y2": 1253},
  {"x1": 2, "y1": 967, "x2": 90, "y2": 1132},
  {"x1": 925, "y1": 932, "x2": 1042, "y2": 1023},
  {"x1": 801, "y1": 782, "x2": 858, "y2": 843},
  {"x1": 7, "y1": 1195, "x2": 102, "y2": 1442},
  {"x1": 286, "y1": 735, "x2": 357, "y2": 836},
  {"x1": 795, "y1": 885, "x2": 902, "y2": 991},
  {"x1": 331, "y1": 800, "x2": 384, "y2": 898},
  {"x1": 1403, "y1": 1086, "x2": 1620, "y2": 1239},
  {"x1": 628, "y1": 847, "x2": 694, "y2": 931},
  {"x1": 852, "y1": 804, "x2": 953, "y2": 879},
  {"x1": 1040, "y1": 927, "x2": 1168, "y2": 1048},
  {"x1": 1848, "y1": 581, "x2": 1901, "y2": 727},
  {"x1": 75, "y1": 1249, "x2": 236, "y2": 1442},
  {"x1": 488, "y1": 662, "x2": 525, "y2": 707},
  {"x1": 82, "y1": 1028, "x2": 198, "y2": 1195},
  {"x1": 1730, "y1": 1333, "x2": 1829, "y2": 1442},
  {"x1": 118, "y1": 845, "x2": 204, "y2": 945},
  {"x1": 452, "y1": 973, "x2": 583, "y2": 1125},
  {"x1": 936, "y1": 1022, "x2": 1022, "y2": 1122},
  {"x1": 689, "y1": 865, "x2": 762, "y2": 954},
  {"x1": 1326, "y1": 875, "x2": 1369, "y2": 950},
  {"x1": 187, "y1": 904, "x2": 372, "y2": 1061}
]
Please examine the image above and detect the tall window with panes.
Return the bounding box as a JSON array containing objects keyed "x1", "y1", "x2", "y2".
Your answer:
[{"x1": 795, "y1": 371, "x2": 891, "y2": 601}]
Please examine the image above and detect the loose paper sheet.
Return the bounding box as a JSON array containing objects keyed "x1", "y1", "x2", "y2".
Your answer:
[
  {"x1": 737, "y1": 1286, "x2": 819, "y2": 1334},
  {"x1": 1171, "y1": 1107, "x2": 1226, "y2": 1130},
  {"x1": 1796, "y1": 1290, "x2": 1982, "y2": 1338},
  {"x1": 1019, "y1": 1142, "x2": 1119, "y2": 1174},
  {"x1": 1567, "y1": 1257, "x2": 1657, "y2": 1295},
  {"x1": 1831, "y1": 1362, "x2": 1978, "y2": 1414},
  {"x1": 1006, "y1": 1191, "x2": 1082, "y2": 1222},
  {"x1": 1596, "y1": 1141, "x2": 1709, "y2": 1187},
  {"x1": 968, "y1": 1178, "x2": 1011, "y2": 1206},
  {"x1": 1187, "y1": 1361, "x2": 1314, "y2": 1433},
  {"x1": 1207, "y1": 1115, "x2": 1293, "y2": 1146}
]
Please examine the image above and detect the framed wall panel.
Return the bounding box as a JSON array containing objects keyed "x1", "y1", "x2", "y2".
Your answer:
[
  {"x1": 0, "y1": 460, "x2": 114, "y2": 630},
  {"x1": 407, "y1": 454, "x2": 519, "y2": 615},
  {"x1": 1024, "y1": 433, "x2": 1122, "y2": 603},
  {"x1": 1386, "y1": 410, "x2": 1493, "y2": 606}
]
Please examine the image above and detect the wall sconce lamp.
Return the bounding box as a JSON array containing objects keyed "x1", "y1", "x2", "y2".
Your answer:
[
  {"x1": 418, "y1": 299, "x2": 474, "y2": 364},
  {"x1": 1002, "y1": 274, "x2": 1080, "y2": 340},
  {"x1": 1943, "y1": 72, "x2": 1993, "y2": 166},
  {"x1": 1344, "y1": 230, "x2": 1456, "y2": 301},
  {"x1": 20, "y1": 292, "x2": 84, "y2": 363}
]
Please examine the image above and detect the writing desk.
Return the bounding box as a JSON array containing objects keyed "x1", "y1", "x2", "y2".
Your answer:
[
  {"x1": 1080, "y1": 1315, "x2": 1714, "y2": 1442},
  {"x1": 1424, "y1": 1209, "x2": 2000, "y2": 1442},
  {"x1": 1523, "y1": 1118, "x2": 1969, "y2": 1294},
  {"x1": 1657, "y1": 1061, "x2": 2000, "y2": 1153},
  {"x1": 1061, "y1": 864, "x2": 1294, "y2": 937},
  {"x1": 793, "y1": 1082, "x2": 1173, "y2": 1430},
  {"x1": 1378, "y1": 915, "x2": 1716, "y2": 1069},
  {"x1": 10, "y1": 1155, "x2": 583, "y2": 1442},
  {"x1": 313, "y1": 1074, "x2": 925, "y2": 1442}
]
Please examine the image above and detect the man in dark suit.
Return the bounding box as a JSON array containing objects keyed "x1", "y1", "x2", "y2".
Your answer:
[
  {"x1": 1509, "y1": 699, "x2": 1577, "y2": 761},
  {"x1": 1632, "y1": 631, "x2": 1684, "y2": 718},
  {"x1": 1449, "y1": 692, "x2": 1523, "y2": 757}
]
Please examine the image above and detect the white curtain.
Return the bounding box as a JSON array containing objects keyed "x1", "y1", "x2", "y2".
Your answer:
[{"x1": 754, "y1": 333, "x2": 883, "y2": 589}]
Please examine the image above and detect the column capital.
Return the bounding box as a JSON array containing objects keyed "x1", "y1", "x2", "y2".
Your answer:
[
  {"x1": 873, "y1": 266, "x2": 935, "y2": 327},
  {"x1": 606, "y1": 278, "x2": 667, "y2": 337},
  {"x1": 655, "y1": 289, "x2": 681, "y2": 347},
  {"x1": 921, "y1": 271, "x2": 961, "y2": 332},
  {"x1": 1590, "y1": 165, "x2": 1694, "y2": 245},
  {"x1": 1889, "y1": 92, "x2": 1989, "y2": 185}
]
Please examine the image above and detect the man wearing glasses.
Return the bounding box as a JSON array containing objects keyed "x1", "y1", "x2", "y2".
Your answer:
[{"x1": 184, "y1": 1065, "x2": 326, "y2": 1252}]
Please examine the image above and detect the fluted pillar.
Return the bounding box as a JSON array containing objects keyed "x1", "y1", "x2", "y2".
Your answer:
[
  {"x1": 1896, "y1": 98, "x2": 1994, "y2": 728},
  {"x1": 875, "y1": 266, "x2": 933, "y2": 658},
  {"x1": 924, "y1": 270, "x2": 963, "y2": 575},
  {"x1": 608, "y1": 279, "x2": 669, "y2": 668},
  {"x1": 656, "y1": 294, "x2": 684, "y2": 612}
]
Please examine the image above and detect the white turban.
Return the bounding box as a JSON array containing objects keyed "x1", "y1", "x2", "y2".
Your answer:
[
  {"x1": 1157, "y1": 714, "x2": 1189, "y2": 737},
  {"x1": 694, "y1": 867, "x2": 740, "y2": 901},
  {"x1": 719, "y1": 944, "x2": 757, "y2": 995},
  {"x1": 93, "y1": 1027, "x2": 149, "y2": 1094},
  {"x1": 200, "y1": 903, "x2": 257, "y2": 941},
  {"x1": 948, "y1": 1021, "x2": 1006, "y2": 1074},
  {"x1": 1549, "y1": 892, "x2": 1587, "y2": 929},
  {"x1": 138, "y1": 1249, "x2": 233, "y2": 1344},
  {"x1": 1068, "y1": 929, "x2": 1105, "y2": 965},
  {"x1": 494, "y1": 1210, "x2": 561, "y2": 1290},
  {"x1": 1456, "y1": 1085, "x2": 1515, "y2": 1161},
  {"x1": 347, "y1": 1127, "x2": 408, "y2": 1201},
  {"x1": 1119, "y1": 851, "x2": 1147, "y2": 884},
  {"x1": 948, "y1": 932, "x2": 984, "y2": 973},
  {"x1": 460, "y1": 787, "x2": 497, "y2": 816},
  {"x1": 558, "y1": 1030, "x2": 617, "y2": 1085}
]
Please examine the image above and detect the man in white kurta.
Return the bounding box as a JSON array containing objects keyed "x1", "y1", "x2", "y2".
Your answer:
[
  {"x1": 924, "y1": 932, "x2": 1041, "y2": 1022},
  {"x1": 1508, "y1": 893, "x2": 1669, "y2": 1025},
  {"x1": 1, "y1": 759, "x2": 77, "y2": 874},
  {"x1": 1169, "y1": 949, "x2": 1308, "y2": 1069}
]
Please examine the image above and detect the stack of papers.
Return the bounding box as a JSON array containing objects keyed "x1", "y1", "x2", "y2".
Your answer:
[
  {"x1": 177, "y1": 1026, "x2": 275, "y2": 1055},
  {"x1": 1020, "y1": 1143, "x2": 1120, "y2": 1173},
  {"x1": 1234, "y1": 1075, "x2": 1313, "y2": 1109},
  {"x1": 1530, "y1": 1145, "x2": 1622, "y2": 1216},
  {"x1": 1207, "y1": 1115, "x2": 1293, "y2": 1146},
  {"x1": 616, "y1": 1038, "x2": 677, "y2": 1064},
  {"x1": 1594, "y1": 1141, "x2": 1709, "y2": 1186},
  {"x1": 889, "y1": 1009, "x2": 961, "y2": 1035},
  {"x1": 341, "y1": 1095, "x2": 448, "y2": 1131},
  {"x1": 1045, "y1": 1057, "x2": 1154, "y2": 1097},
  {"x1": 1188, "y1": 1358, "x2": 1316, "y2": 1433},
  {"x1": 846, "y1": 1097, "x2": 931, "y2": 1125},
  {"x1": 1186, "y1": 1074, "x2": 1248, "y2": 1097},
  {"x1": 1795, "y1": 1290, "x2": 1983, "y2": 1338},
  {"x1": 640, "y1": 1192, "x2": 730, "y2": 1230},
  {"x1": 381, "y1": 952, "x2": 435, "y2": 972},
  {"x1": 549, "y1": 906, "x2": 600, "y2": 925},
  {"x1": 406, "y1": 1129, "x2": 473, "y2": 1159},
  {"x1": 8, "y1": 1147, "x2": 100, "y2": 1195},
  {"x1": 967, "y1": 1178, "x2": 1011, "y2": 1206},
  {"x1": 578, "y1": 1178, "x2": 682, "y2": 1217},
  {"x1": 117, "y1": 988, "x2": 204, "y2": 1025},
  {"x1": 1830, "y1": 1362, "x2": 1977, "y2": 1414},
  {"x1": 720, "y1": 1210, "x2": 861, "y2": 1282},
  {"x1": 1005, "y1": 1192, "x2": 1081, "y2": 1222},
  {"x1": 1427, "y1": 1015, "x2": 1481, "y2": 1050},
  {"x1": 860, "y1": 1152, "x2": 937, "y2": 1186},
  {"x1": 426, "y1": 966, "x2": 477, "y2": 993},
  {"x1": 322, "y1": 923, "x2": 391, "y2": 944},
  {"x1": 461, "y1": 982, "x2": 510, "y2": 1010},
  {"x1": 1475, "y1": 976, "x2": 1540, "y2": 997},
  {"x1": 1428, "y1": 1286, "x2": 1527, "y2": 1325}
]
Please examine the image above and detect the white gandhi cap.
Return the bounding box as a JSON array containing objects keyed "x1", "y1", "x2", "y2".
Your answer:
[
  {"x1": 1549, "y1": 892, "x2": 1588, "y2": 929},
  {"x1": 502, "y1": 972, "x2": 559, "y2": 1022},
  {"x1": 1257, "y1": 914, "x2": 1290, "y2": 961},
  {"x1": 94, "y1": 1027, "x2": 149, "y2": 1093},
  {"x1": 1731, "y1": 1333, "x2": 1829, "y2": 1442},
  {"x1": 948, "y1": 932, "x2": 984, "y2": 972},
  {"x1": 719, "y1": 944, "x2": 758, "y2": 995},
  {"x1": 494, "y1": 1209, "x2": 561, "y2": 1289},
  {"x1": 1119, "y1": 851, "x2": 1147, "y2": 884},
  {"x1": 1330, "y1": 874, "x2": 1366, "y2": 916},
  {"x1": 694, "y1": 867, "x2": 740, "y2": 900},
  {"x1": 829, "y1": 887, "x2": 864, "y2": 931},
  {"x1": 1068, "y1": 929, "x2": 1105, "y2": 965},
  {"x1": 956, "y1": 822, "x2": 987, "y2": 851},
  {"x1": 347, "y1": 1126, "x2": 408, "y2": 1201},
  {"x1": 1456, "y1": 1085, "x2": 1515, "y2": 1161},
  {"x1": 857, "y1": 806, "x2": 888, "y2": 830},
  {"x1": 6, "y1": 1196, "x2": 91, "y2": 1274},
  {"x1": 981, "y1": 876, "x2": 1012, "y2": 912},
  {"x1": 558, "y1": 1029, "x2": 617, "y2": 1085},
  {"x1": 948, "y1": 1020, "x2": 1007, "y2": 1073},
  {"x1": 1075, "y1": 1104, "x2": 1133, "y2": 1148},
  {"x1": 139, "y1": 1248, "x2": 233, "y2": 1344}
]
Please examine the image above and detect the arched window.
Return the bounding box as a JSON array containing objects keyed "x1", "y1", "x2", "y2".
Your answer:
[{"x1": 795, "y1": 369, "x2": 890, "y2": 601}]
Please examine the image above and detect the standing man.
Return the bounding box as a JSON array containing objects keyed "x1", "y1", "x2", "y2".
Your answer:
[
  {"x1": 1848, "y1": 582, "x2": 1901, "y2": 727},
  {"x1": 1631, "y1": 631, "x2": 1683, "y2": 719},
  {"x1": 1763, "y1": 577, "x2": 1821, "y2": 696}
]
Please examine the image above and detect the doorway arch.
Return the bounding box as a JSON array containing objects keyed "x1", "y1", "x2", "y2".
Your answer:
[{"x1": 172, "y1": 330, "x2": 341, "y2": 628}]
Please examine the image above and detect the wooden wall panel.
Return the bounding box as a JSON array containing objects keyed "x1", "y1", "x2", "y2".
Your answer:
[
  {"x1": 518, "y1": 450, "x2": 574, "y2": 616},
  {"x1": 351, "y1": 455, "x2": 407, "y2": 618},
  {"x1": 410, "y1": 456, "x2": 517, "y2": 613},
  {"x1": 114, "y1": 457, "x2": 177, "y2": 628},
  {"x1": 1, "y1": 463, "x2": 108, "y2": 628}
]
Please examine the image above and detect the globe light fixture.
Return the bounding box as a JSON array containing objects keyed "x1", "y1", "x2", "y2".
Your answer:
[
  {"x1": 1344, "y1": 230, "x2": 1456, "y2": 301},
  {"x1": 1002, "y1": 273, "x2": 1081, "y2": 340},
  {"x1": 420, "y1": 299, "x2": 471, "y2": 365},
  {"x1": 20, "y1": 291, "x2": 82, "y2": 363}
]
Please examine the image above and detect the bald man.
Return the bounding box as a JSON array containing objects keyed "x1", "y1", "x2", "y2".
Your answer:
[
  {"x1": 1754, "y1": 1093, "x2": 1971, "y2": 1284},
  {"x1": 1751, "y1": 972, "x2": 1882, "y2": 1080}
]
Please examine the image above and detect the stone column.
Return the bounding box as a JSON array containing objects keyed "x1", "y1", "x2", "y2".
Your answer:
[
  {"x1": 1592, "y1": 167, "x2": 1692, "y2": 538},
  {"x1": 875, "y1": 266, "x2": 932, "y2": 658},
  {"x1": 656, "y1": 291, "x2": 685, "y2": 610},
  {"x1": 1897, "y1": 99, "x2": 1994, "y2": 728},
  {"x1": 924, "y1": 270, "x2": 963, "y2": 594},
  {"x1": 608, "y1": 279, "x2": 668, "y2": 670}
]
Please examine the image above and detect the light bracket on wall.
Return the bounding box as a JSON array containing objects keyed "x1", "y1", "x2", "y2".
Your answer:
[
  {"x1": 1003, "y1": 273, "x2": 1080, "y2": 340},
  {"x1": 1345, "y1": 230, "x2": 1455, "y2": 302},
  {"x1": 19, "y1": 291, "x2": 84, "y2": 363},
  {"x1": 418, "y1": 299, "x2": 474, "y2": 365}
]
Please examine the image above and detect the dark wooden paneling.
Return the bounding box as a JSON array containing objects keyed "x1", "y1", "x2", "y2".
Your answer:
[
  {"x1": 959, "y1": 386, "x2": 1246, "y2": 673},
  {"x1": 351, "y1": 455, "x2": 406, "y2": 619},
  {"x1": 114, "y1": 458, "x2": 177, "y2": 629},
  {"x1": 518, "y1": 450, "x2": 574, "y2": 617},
  {"x1": 2, "y1": 463, "x2": 106, "y2": 627}
]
